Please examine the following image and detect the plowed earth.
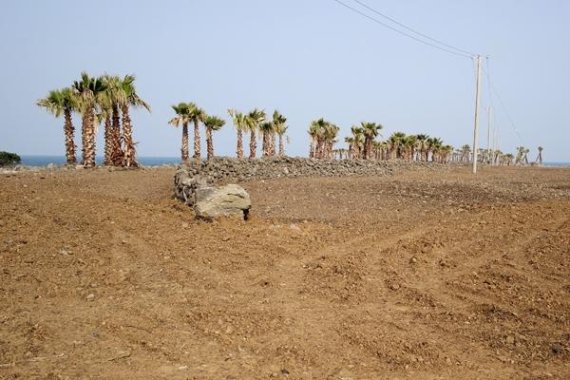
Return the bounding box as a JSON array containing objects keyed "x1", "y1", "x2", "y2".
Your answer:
[{"x1": 1, "y1": 166, "x2": 569, "y2": 379}]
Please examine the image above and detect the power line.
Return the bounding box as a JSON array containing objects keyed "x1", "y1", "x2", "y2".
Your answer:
[
  {"x1": 483, "y1": 66, "x2": 524, "y2": 145},
  {"x1": 330, "y1": 0, "x2": 474, "y2": 59},
  {"x1": 485, "y1": 56, "x2": 494, "y2": 110},
  {"x1": 351, "y1": 0, "x2": 477, "y2": 57}
]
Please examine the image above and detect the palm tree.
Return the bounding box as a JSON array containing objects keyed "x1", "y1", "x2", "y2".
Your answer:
[
  {"x1": 119, "y1": 75, "x2": 150, "y2": 167},
  {"x1": 100, "y1": 75, "x2": 125, "y2": 166},
  {"x1": 535, "y1": 146, "x2": 543, "y2": 165},
  {"x1": 344, "y1": 136, "x2": 355, "y2": 159},
  {"x1": 426, "y1": 137, "x2": 443, "y2": 162},
  {"x1": 228, "y1": 109, "x2": 247, "y2": 159},
  {"x1": 515, "y1": 146, "x2": 529, "y2": 165},
  {"x1": 308, "y1": 121, "x2": 320, "y2": 158},
  {"x1": 169, "y1": 102, "x2": 192, "y2": 162},
  {"x1": 378, "y1": 140, "x2": 390, "y2": 160},
  {"x1": 361, "y1": 122, "x2": 383, "y2": 159},
  {"x1": 460, "y1": 144, "x2": 471, "y2": 163},
  {"x1": 37, "y1": 88, "x2": 78, "y2": 165},
  {"x1": 246, "y1": 109, "x2": 266, "y2": 159},
  {"x1": 259, "y1": 121, "x2": 274, "y2": 157},
  {"x1": 492, "y1": 149, "x2": 502, "y2": 165},
  {"x1": 350, "y1": 126, "x2": 365, "y2": 159},
  {"x1": 183, "y1": 102, "x2": 205, "y2": 160},
  {"x1": 504, "y1": 153, "x2": 514, "y2": 166},
  {"x1": 275, "y1": 123, "x2": 288, "y2": 157},
  {"x1": 388, "y1": 132, "x2": 406, "y2": 159},
  {"x1": 309, "y1": 119, "x2": 339, "y2": 159},
  {"x1": 323, "y1": 122, "x2": 340, "y2": 159},
  {"x1": 309, "y1": 118, "x2": 327, "y2": 159},
  {"x1": 203, "y1": 115, "x2": 225, "y2": 160},
  {"x1": 73, "y1": 72, "x2": 107, "y2": 168},
  {"x1": 272, "y1": 111, "x2": 287, "y2": 157},
  {"x1": 440, "y1": 145, "x2": 454, "y2": 163},
  {"x1": 97, "y1": 91, "x2": 113, "y2": 166},
  {"x1": 415, "y1": 134, "x2": 428, "y2": 161},
  {"x1": 372, "y1": 140, "x2": 385, "y2": 160},
  {"x1": 404, "y1": 134, "x2": 418, "y2": 161}
]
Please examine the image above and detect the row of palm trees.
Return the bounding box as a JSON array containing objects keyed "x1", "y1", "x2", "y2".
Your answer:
[
  {"x1": 307, "y1": 120, "x2": 545, "y2": 167},
  {"x1": 307, "y1": 121, "x2": 454, "y2": 163},
  {"x1": 168, "y1": 105, "x2": 289, "y2": 163},
  {"x1": 38, "y1": 75, "x2": 540, "y2": 168},
  {"x1": 226, "y1": 109, "x2": 288, "y2": 160},
  {"x1": 445, "y1": 144, "x2": 544, "y2": 166},
  {"x1": 37, "y1": 73, "x2": 149, "y2": 168}
]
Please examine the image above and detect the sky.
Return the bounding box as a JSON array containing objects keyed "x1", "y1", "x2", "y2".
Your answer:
[{"x1": 1, "y1": 0, "x2": 569, "y2": 162}]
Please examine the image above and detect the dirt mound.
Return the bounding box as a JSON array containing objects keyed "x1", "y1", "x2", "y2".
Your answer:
[{"x1": 1, "y1": 165, "x2": 569, "y2": 379}]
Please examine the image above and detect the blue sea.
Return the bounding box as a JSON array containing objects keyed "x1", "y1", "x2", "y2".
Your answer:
[
  {"x1": 17, "y1": 155, "x2": 570, "y2": 168},
  {"x1": 20, "y1": 155, "x2": 181, "y2": 167}
]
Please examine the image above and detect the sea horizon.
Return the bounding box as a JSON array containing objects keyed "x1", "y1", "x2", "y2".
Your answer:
[{"x1": 19, "y1": 155, "x2": 181, "y2": 167}]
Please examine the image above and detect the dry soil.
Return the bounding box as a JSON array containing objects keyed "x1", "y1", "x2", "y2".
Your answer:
[{"x1": 0, "y1": 165, "x2": 569, "y2": 379}]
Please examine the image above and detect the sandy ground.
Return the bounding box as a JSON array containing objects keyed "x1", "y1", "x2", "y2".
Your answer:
[{"x1": 0, "y1": 165, "x2": 569, "y2": 379}]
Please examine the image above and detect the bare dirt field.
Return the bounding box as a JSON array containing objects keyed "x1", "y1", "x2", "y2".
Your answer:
[{"x1": 1, "y1": 165, "x2": 569, "y2": 379}]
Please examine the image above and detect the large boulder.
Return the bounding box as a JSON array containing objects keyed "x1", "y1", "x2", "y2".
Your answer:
[
  {"x1": 194, "y1": 184, "x2": 251, "y2": 220},
  {"x1": 174, "y1": 170, "x2": 210, "y2": 206},
  {"x1": 173, "y1": 170, "x2": 251, "y2": 220}
]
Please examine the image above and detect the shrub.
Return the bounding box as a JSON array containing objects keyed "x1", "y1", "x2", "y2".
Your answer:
[{"x1": 0, "y1": 151, "x2": 21, "y2": 167}]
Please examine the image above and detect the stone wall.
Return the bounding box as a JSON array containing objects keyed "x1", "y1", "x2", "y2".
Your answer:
[{"x1": 180, "y1": 157, "x2": 446, "y2": 182}]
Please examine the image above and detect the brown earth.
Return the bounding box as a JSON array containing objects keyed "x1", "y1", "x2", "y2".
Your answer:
[{"x1": 1, "y1": 165, "x2": 569, "y2": 379}]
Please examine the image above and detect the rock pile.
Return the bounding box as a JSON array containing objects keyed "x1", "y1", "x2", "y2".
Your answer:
[{"x1": 174, "y1": 170, "x2": 251, "y2": 220}]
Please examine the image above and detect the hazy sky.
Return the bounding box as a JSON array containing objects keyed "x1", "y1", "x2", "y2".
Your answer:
[{"x1": 1, "y1": 0, "x2": 569, "y2": 161}]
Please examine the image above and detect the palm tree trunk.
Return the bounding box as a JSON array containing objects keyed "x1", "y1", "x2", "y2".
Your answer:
[
  {"x1": 193, "y1": 119, "x2": 201, "y2": 160},
  {"x1": 316, "y1": 139, "x2": 323, "y2": 159},
  {"x1": 262, "y1": 130, "x2": 269, "y2": 157},
  {"x1": 206, "y1": 127, "x2": 214, "y2": 161},
  {"x1": 365, "y1": 138, "x2": 373, "y2": 160},
  {"x1": 111, "y1": 104, "x2": 123, "y2": 166},
  {"x1": 249, "y1": 130, "x2": 257, "y2": 159},
  {"x1": 103, "y1": 115, "x2": 112, "y2": 166},
  {"x1": 181, "y1": 122, "x2": 189, "y2": 163},
  {"x1": 271, "y1": 132, "x2": 276, "y2": 156},
  {"x1": 63, "y1": 108, "x2": 76, "y2": 165},
  {"x1": 236, "y1": 129, "x2": 244, "y2": 159},
  {"x1": 81, "y1": 112, "x2": 88, "y2": 166},
  {"x1": 83, "y1": 108, "x2": 96, "y2": 168},
  {"x1": 122, "y1": 105, "x2": 138, "y2": 168},
  {"x1": 279, "y1": 134, "x2": 284, "y2": 156}
]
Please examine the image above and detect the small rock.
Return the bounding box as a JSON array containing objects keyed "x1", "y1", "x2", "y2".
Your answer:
[
  {"x1": 551, "y1": 343, "x2": 564, "y2": 355},
  {"x1": 390, "y1": 284, "x2": 401, "y2": 291},
  {"x1": 86, "y1": 293, "x2": 95, "y2": 301},
  {"x1": 289, "y1": 224, "x2": 301, "y2": 232}
]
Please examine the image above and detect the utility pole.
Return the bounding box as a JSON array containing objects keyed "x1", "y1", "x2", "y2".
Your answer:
[
  {"x1": 487, "y1": 105, "x2": 493, "y2": 164},
  {"x1": 472, "y1": 55, "x2": 482, "y2": 174}
]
